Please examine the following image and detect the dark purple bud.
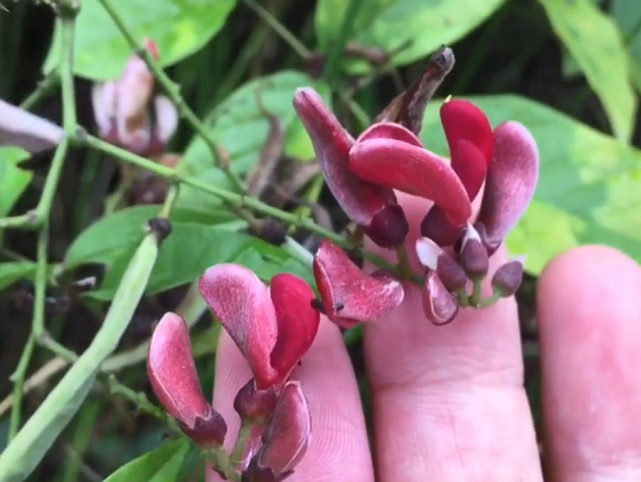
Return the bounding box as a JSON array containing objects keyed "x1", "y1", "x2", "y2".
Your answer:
[
  {"x1": 420, "y1": 206, "x2": 464, "y2": 246},
  {"x1": 491, "y1": 257, "x2": 525, "y2": 297},
  {"x1": 460, "y1": 224, "x2": 489, "y2": 280},
  {"x1": 415, "y1": 237, "x2": 466, "y2": 292},
  {"x1": 243, "y1": 381, "x2": 311, "y2": 481},
  {"x1": 422, "y1": 271, "x2": 459, "y2": 325},
  {"x1": 147, "y1": 313, "x2": 227, "y2": 447},
  {"x1": 234, "y1": 378, "x2": 278, "y2": 424}
]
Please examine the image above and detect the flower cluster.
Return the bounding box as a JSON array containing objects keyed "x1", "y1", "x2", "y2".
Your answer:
[
  {"x1": 148, "y1": 266, "x2": 318, "y2": 481},
  {"x1": 294, "y1": 86, "x2": 538, "y2": 325}
]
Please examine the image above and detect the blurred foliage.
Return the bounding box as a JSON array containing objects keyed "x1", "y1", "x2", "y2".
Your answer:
[{"x1": 1, "y1": 0, "x2": 641, "y2": 480}]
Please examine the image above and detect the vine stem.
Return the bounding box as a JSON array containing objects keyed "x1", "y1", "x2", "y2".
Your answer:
[
  {"x1": 7, "y1": 4, "x2": 78, "y2": 441},
  {"x1": 96, "y1": 0, "x2": 245, "y2": 193}
]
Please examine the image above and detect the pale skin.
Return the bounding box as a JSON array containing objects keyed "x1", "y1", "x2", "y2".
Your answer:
[{"x1": 209, "y1": 194, "x2": 641, "y2": 481}]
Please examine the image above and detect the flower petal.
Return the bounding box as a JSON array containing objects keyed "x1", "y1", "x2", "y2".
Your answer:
[
  {"x1": 269, "y1": 273, "x2": 320, "y2": 381},
  {"x1": 451, "y1": 139, "x2": 487, "y2": 200},
  {"x1": 199, "y1": 264, "x2": 278, "y2": 389},
  {"x1": 294, "y1": 88, "x2": 408, "y2": 247},
  {"x1": 420, "y1": 206, "x2": 463, "y2": 246},
  {"x1": 147, "y1": 312, "x2": 227, "y2": 446},
  {"x1": 440, "y1": 99, "x2": 493, "y2": 163},
  {"x1": 349, "y1": 138, "x2": 472, "y2": 226},
  {"x1": 357, "y1": 122, "x2": 423, "y2": 147},
  {"x1": 477, "y1": 121, "x2": 539, "y2": 245},
  {"x1": 313, "y1": 240, "x2": 404, "y2": 327},
  {"x1": 152, "y1": 95, "x2": 178, "y2": 146}
]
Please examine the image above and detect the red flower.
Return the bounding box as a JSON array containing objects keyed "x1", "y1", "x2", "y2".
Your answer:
[
  {"x1": 147, "y1": 313, "x2": 227, "y2": 447},
  {"x1": 198, "y1": 264, "x2": 320, "y2": 389},
  {"x1": 312, "y1": 239, "x2": 404, "y2": 328}
]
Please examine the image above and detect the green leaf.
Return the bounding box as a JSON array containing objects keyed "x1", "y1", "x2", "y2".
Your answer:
[
  {"x1": 65, "y1": 205, "x2": 235, "y2": 268},
  {"x1": 177, "y1": 71, "x2": 329, "y2": 213},
  {"x1": 539, "y1": 0, "x2": 637, "y2": 142},
  {"x1": 314, "y1": 0, "x2": 506, "y2": 73},
  {"x1": 44, "y1": 0, "x2": 237, "y2": 80},
  {"x1": 611, "y1": 0, "x2": 641, "y2": 93},
  {"x1": 0, "y1": 147, "x2": 32, "y2": 217},
  {"x1": 421, "y1": 95, "x2": 641, "y2": 274},
  {"x1": 0, "y1": 262, "x2": 36, "y2": 291},
  {"x1": 88, "y1": 223, "x2": 314, "y2": 300},
  {"x1": 104, "y1": 439, "x2": 191, "y2": 482}
]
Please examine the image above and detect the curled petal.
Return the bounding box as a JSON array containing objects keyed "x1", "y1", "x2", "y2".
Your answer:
[
  {"x1": 199, "y1": 264, "x2": 278, "y2": 389},
  {"x1": 440, "y1": 99, "x2": 493, "y2": 163},
  {"x1": 0, "y1": 100, "x2": 64, "y2": 153},
  {"x1": 293, "y1": 88, "x2": 407, "y2": 247},
  {"x1": 249, "y1": 381, "x2": 311, "y2": 479},
  {"x1": 451, "y1": 139, "x2": 487, "y2": 200},
  {"x1": 269, "y1": 273, "x2": 320, "y2": 380},
  {"x1": 313, "y1": 240, "x2": 404, "y2": 327},
  {"x1": 349, "y1": 138, "x2": 472, "y2": 226},
  {"x1": 147, "y1": 313, "x2": 226, "y2": 446},
  {"x1": 357, "y1": 121, "x2": 423, "y2": 147},
  {"x1": 477, "y1": 121, "x2": 539, "y2": 245},
  {"x1": 422, "y1": 272, "x2": 459, "y2": 325}
]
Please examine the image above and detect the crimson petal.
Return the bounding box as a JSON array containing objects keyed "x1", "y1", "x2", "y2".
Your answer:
[
  {"x1": 440, "y1": 99, "x2": 493, "y2": 163},
  {"x1": 349, "y1": 138, "x2": 472, "y2": 226},
  {"x1": 357, "y1": 121, "x2": 423, "y2": 147},
  {"x1": 269, "y1": 273, "x2": 320, "y2": 381},
  {"x1": 477, "y1": 121, "x2": 539, "y2": 245},
  {"x1": 199, "y1": 264, "x2": 279, "y2": 389},
  {"x1": 313, "y1": 240, "x2": 404, "y2": 328},
  {"x1": 293, "y1": 88, "x2": 407, "y2": 247}
]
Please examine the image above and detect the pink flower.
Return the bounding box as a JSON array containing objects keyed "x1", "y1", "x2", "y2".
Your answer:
[
  {"x1": 147, "y1": 313, "x2": 227, "y2": 447},
  {"x1": 199, "y1": 264, "x2": 320, "y2": 390},
  {"x1": 312, "y1": 239, "x2": 404, "y2": 328},
  {"x1": 92, "y1": 39, "x2": 178, "y2": 156}
]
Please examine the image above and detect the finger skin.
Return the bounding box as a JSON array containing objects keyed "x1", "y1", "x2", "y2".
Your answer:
[
  {"x1": 207, "y1": 318, "x2": 374, "y2": 482},
  {"x1": 364, "y1": 192, "x2": 542, "y2": 481},
  {"x1": 538, "y1": 246, "x2": 641, "y2": 481}
]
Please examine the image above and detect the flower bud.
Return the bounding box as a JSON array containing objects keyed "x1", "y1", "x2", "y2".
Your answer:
[
  {"x1": 243, "y1": 381, "x2": 311, "y2": 481},
  {"x1": 234, "y1": 378, "x2": 278, "y2": 424},
  {"x1": 422, "y1": 271, "x2": 459, "y2": 325},
  {"x1": 460, "y1": 224, "x2": 489, "y2": 280},
  {"x1": 491, "y1": 257, "x2": 525, "y2": 297},
  {"x1": 415, "y1": 237, "x2": 466, "y2": 292},
  {"x1": 420, "y1": 206, "x2": 463, "y2": 246}
]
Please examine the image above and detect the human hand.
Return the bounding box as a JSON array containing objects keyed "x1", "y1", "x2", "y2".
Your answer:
[{"x1": 209, "y1": 195, "x2": 641, "y2": 481}]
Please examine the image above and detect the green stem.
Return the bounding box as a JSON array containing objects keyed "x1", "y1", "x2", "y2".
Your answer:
[
  {"x1": 32, "y1": 227, "x2": 49, "y2": 338},
  {"x1": 20, "y1": 72, "x2": 60, "y2": 111},
  {"x1": 7, "y1": 336, "x2": 35, "y2": 441},
  {"x1": 323, "y1": 0, "x2": 363, "y2": 83},
  {"x1": 395, "y1": 244, "x2": 412, "y2": 280},
  {"x1": 469, "y1": 278, "x2": 483, "y2": 307},
  {"x1": 241, "y1": 0, "x2": 311, "y2": 59},
  {"x1": 96, "y1": 0, "x2": 245, "y2": 192},
  {"x1": 477, "y1": 290, "x2": 502, "y2": 309},
  {"x1": 107, "y1": 375, "x2": 165, "y2": 419},
  {"x1": 206, "y1": 448, "x2": 241, "y2": 482},
  {"x1": 230, "y1": 420, "x2": 253, "y2": 467},
  {"x1": 60, "y1": 16, "x2": 77, "y2": 135}
]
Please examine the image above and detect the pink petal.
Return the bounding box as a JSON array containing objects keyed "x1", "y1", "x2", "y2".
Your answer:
[
  {"x1": 313, "y1": 240, "x2": 404, "y2": 327},
  {"x1": 199, "y1": 264, "x2": 278, "y2": 389},
  {"x1": 440, "y1": 99, "x2": 493, "y2": 163},
  {"x1": 293, "y1": 88, "x2": 408, "y2": 247},
  {"x1": 147, "y1": 313, "x2": 227, "y2": 446},
  {"x1": 254, "y1": 381, "x2": 311, "y2": 475},
  {"x1": 451, "y1": 139, "x2": 487, "y2": 200},
  {"x1": 153, "y1": 95, "x2": 178, "y2": 145},
  {"x1": 422, "y1": 272, "x2": 459, "y2": 325},
  {"x1": 349, "y1": 138, "x2": 472, "y2": 226},
  {"x1": 477, "y1": 121, "x2": 539, "y2": 245},
  {"x1": 269, "y1": 273, "x2": 320, "y2": 381},
  {"x1": 0, "y1": 100, "x2": 64, "y2": 153},
  {"x1": 91, "y1": 82, "x2": 117, "y2": 140},
  {"x1": 357, "y1": 122, "x2": 423, "y2": 147}
]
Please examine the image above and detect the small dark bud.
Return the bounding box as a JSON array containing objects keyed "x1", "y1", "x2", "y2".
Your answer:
[
  {"x1": 460, "y1": 225, "x2": 489, "y2": 280},
  {"x1": 181, "y1": 409, "x2": 228, "y2": 448},
  {"x1": 420, "y1": 206, "x2": 464, "y2": 246},
  {"x1": 491, "y1": 257, "x2": 525, "y2": 297},
  {"x1": 365, "y1": 204, "x2": 409, "y2": 248},
  {"x1": 146, "y1": 217, "x2": 172, "y2": 243},
  {"x1": 473, "y1": 222, "x2": 501, "y2": 255},
  {"x1": 436, "y1": 254, "x2": 467, "y2": 292},
  {"x1": 234, "y1": 378, "x2": 278, "y2": 423},
  {"x1": 252, "y1": 218, "x2": 287, "y2": 246}
]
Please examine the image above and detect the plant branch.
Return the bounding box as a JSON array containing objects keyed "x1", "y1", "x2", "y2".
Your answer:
[{"x1": 96, "y1": 0, "x2": 245, "y2": 192}]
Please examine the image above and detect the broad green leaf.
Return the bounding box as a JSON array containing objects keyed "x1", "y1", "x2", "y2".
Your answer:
[
  {"x1": 104, "y1": 439, "x2": 190, "y2": 482},
  {"x1": 611, "y1": 0, "x2": 641, "y2": 93},
  {"x1": 44, "y1": 0, "x2": 236, "y2": 80},
  {"x1": 0, "y1": 262, "x2": 36, "y2": 291},
  {"x1": 65, "y1": 205, "x2": 235, "y2": 268},
  {"x1": 0, "y1": 147, "x2": 32, "y2": 217},
  {"x1": 314, "y1": 0, "x2": 506, "y2": 72},
  {"x1": 177, "y1": 71, "x2": 329, "y2": 213},
  {"x1": 88, "y1": 223, "x2": 314, "y2": 300},
  {"x1": 421, "y1": 95, "x2": 641, "y2": 274},
  {"x1": 539, "y1": 0, "x2": 636, "y2": 142}
]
